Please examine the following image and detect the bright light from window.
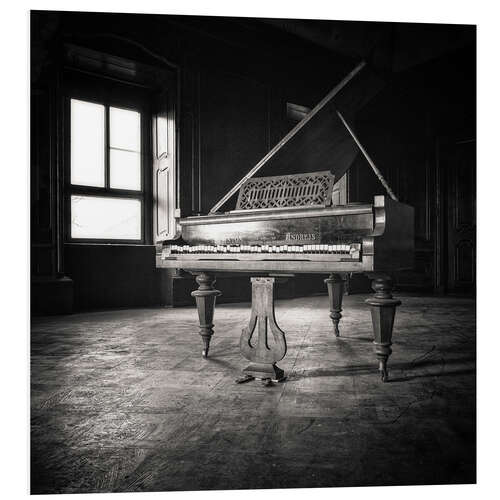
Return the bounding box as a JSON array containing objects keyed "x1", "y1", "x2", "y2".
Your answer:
[
  {"x1": 70, "y1": 99, "x2": 105, "y2": 187},
  {"x1": 71, "y1": 196, "x2": 141, "y2": 240},
  {"x1": 110, "y1": 107, "x2": 141, "y2": 151},
  {"x1": 109, "y1": 107, "x2": 141, "y2": 190},
  {"x1": 110, "y1": 149, "x2": 141, "y2": 190}
]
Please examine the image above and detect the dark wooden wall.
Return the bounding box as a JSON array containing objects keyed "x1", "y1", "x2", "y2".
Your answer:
[
  {"x1": 348, "y1": 45, "x2": 476, "y2": 293},
  {"x1": 31, "y1": 12, "x2": 476, "y2": 315}
]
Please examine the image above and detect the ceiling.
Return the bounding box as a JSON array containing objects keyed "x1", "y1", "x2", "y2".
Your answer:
[{"x1": 263, "y1": 19, "x2": 475, "y2": 72}]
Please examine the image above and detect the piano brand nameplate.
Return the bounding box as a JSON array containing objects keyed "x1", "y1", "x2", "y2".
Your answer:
[
  {"x1": 219, "y1": 232, "x2": 321, "y2": 245},
  {"x1": 285, "y1": 233, "x2": 318, "y2": 241}
]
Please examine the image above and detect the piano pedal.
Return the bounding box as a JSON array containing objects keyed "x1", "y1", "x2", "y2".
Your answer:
[
  {"x1": 261, "y1": 378, "x2": 273, "y2": 387},
  {"x1": 261, "y1": 375, "x2": 287, "y2": 385},
  {"x1": 235, "y1": 374, "x2": 254, "y2": 384}
]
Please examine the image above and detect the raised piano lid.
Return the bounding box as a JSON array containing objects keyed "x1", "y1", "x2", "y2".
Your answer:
[{"x1": 209, "y1": 60, "x2": 386, "y2": 214}]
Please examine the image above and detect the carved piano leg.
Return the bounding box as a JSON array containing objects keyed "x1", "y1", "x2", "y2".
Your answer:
[
  {"x1": 237, "y1": 277, "x2": 287, "y2": 385},
  {"x1": 191, "y1": 273, "x2": 221, "y2": 358},
  {"x1": 365, "y1": 276, "x2": 401, "y2": 382},
  {"x1": 324, "y1": 273, "x2": 345, "y2": 337}
]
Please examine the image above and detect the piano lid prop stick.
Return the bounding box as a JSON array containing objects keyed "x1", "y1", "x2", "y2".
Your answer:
[
  {"x1": 336, "y1": 109, "x2": 399, "y2": 202},
  {"x1": 209, "y1": 60, "x2": 367, "y2": 214}
]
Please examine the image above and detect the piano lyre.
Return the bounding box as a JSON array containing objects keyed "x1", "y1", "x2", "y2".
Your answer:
[{"x1": 156, "y1": 61, "x2": 414, "y2": 384}]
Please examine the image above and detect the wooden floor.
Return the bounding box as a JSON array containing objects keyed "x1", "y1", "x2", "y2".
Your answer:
[{"x1": 31, "y1": 293, "x2": 476, "y2": 494}]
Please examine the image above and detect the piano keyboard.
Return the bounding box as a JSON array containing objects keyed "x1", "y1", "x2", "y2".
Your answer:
[{"x1": 162, "y1": 243, "x2": 361, "y2": 261}]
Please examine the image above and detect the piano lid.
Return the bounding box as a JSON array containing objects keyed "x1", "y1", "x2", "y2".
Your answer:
[{"x1": 209, "y1": 61, "x2": 386, "y2": 214}]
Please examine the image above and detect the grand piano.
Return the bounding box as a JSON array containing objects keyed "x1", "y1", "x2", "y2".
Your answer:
[{"x1": 156, "y1": 61, "x2": 414, "y2": 384}]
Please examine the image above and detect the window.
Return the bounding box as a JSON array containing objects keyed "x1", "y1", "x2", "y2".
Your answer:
[
  {"x1": 63, "y1": 49, "x2": 177, "y2": 245},
  {"x1": 68, "y1": 98, "x2": 145, "y2": 242}
]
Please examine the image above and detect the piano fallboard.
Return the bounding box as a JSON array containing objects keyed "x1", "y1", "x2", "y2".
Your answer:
[{"x1": 179, "y1": 204, "x2": 373, "y2": 247}]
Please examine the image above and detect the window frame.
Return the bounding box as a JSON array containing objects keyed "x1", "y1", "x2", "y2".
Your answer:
[{"x1": 63, "y1": 71, "x2": 153, "y2": 245}]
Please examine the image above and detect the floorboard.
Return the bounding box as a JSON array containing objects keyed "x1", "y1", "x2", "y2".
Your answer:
[{"x1": 30, "y1": 294, "x2": 476, "y2": 493}]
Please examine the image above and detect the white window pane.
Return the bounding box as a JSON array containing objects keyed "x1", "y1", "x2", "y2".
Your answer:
[
  {"x1": 110, "y1": 149, "x2": 141, "y2": 190},
  {"x1": 110, "y1": 107, "x2": 141, "y2": 151},
  {"x1": 71, "y1": 99, "x2": 105, "y2": 187},
  {"x1": 71, "y1": 196, "x2": 141, "y2": 240}
]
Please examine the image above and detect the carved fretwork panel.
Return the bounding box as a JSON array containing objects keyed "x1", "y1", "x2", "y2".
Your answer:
[{"x1": 237, "y1": 171, "x2": 335, "y2": 210}]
